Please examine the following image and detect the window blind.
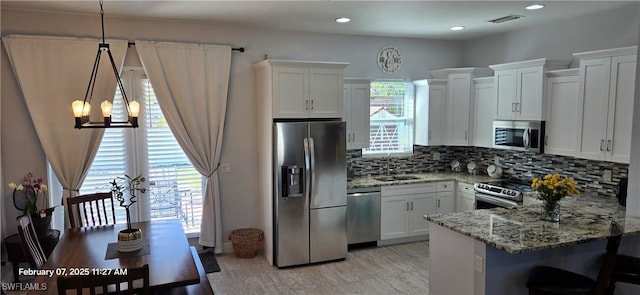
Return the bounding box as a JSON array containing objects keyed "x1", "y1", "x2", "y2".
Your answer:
[
  {"x1": 80, "y1": 72, "x2": 204, "y2": 234},
  {"x1": 363, "y1": 81, "x2": 415, "y2": 155}
]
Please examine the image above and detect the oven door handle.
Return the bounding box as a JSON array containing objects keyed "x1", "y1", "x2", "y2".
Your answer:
[{"x1": 476, "y1": 194, "x2": 519, "y2": 208}]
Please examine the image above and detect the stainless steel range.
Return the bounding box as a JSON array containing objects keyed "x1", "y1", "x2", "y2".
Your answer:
[{"x1": 473, "y1": 179, "x2": 532, "y2": 209}]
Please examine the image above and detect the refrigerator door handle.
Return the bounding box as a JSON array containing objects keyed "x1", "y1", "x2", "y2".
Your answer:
[
  {"x1": 309, "y1": 137, "x2": 316, "y2": 200},
  {"x1": 304, "y1": 138, "x2": 311, "y2": 207}
]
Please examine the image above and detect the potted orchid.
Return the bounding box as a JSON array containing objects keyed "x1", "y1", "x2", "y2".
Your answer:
[{"x1": 8, "y1": 172, "x2": 55, "y2": 236}]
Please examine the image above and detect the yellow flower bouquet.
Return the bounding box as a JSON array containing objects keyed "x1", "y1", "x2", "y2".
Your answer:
[{"x1": 531, "y1": 174, "x2": 580, "y2": 222}]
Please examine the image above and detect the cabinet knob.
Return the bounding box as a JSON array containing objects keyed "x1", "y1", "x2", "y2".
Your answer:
[
  {"x1": 512, "y1": 102, "x2": 516, "y2": 112},
  {"x1": 311, "y1": 99, "x2": 314, "y2": 110},
  {"x1": 305, "y1": 99, "x2": 309, "y2": 110},
  {"x1": 607, "y1": 140, "x2": 612, "y2": 152},
  {"x1": 437, "y1": 199, "x2": 440, "y2": 208},
  {"x1": 600, "y1": 139, "x2": 605, "y2": 151},
  {"x1": 411, "y1": 201, "x2": 414, "y2": 211}
]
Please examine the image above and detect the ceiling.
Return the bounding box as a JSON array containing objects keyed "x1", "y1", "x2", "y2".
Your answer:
[{"x1": 1, "y1": 1, "x2": 634, "y2": 40}]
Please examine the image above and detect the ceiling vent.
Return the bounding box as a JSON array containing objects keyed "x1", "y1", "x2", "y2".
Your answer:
[{"x1": 487, "y1": 15, "x2": 525, "y2": 24}]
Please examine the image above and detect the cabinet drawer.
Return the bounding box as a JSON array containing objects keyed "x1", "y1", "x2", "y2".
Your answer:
[
  {"x1": 382, "y1": 183, "x2": 437, "y2": 196},
  {"x1": 457, "y1": 182, "x2": 475, "y2": 194},
  {"x1": 437, "y1": 181, "x2": 454, "y2": 192}
]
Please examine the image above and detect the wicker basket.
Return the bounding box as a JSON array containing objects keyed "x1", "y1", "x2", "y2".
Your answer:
[{"x1": 229, "y1": 228, "x2": 264, "y2": 258}]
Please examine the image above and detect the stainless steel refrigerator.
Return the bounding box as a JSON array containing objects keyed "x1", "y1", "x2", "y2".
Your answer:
[{"x1": 273, "y1": 120, "x2": 347, "y2": 267}]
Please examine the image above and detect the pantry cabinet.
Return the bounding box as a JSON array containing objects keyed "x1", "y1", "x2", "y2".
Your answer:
[
  {"x1": 414, "y1": 79, "x2": 447, "y2": 146},
  {"x1": 490, "y1": 59, "x2": 571, "y2": 121},
  {"x1": 544, "y1": 69, "x2": 580, "y2": 157},
  {"x1": 253, "y1": 60, "x2": 348, "y2": 119},
  {"x1": 343, "y1": 79, "x2": 370, "y2": 149},
  {"x1": 574, "y1": 46, "x2": 637, "y2": 163},
  {"x1": 473, "y1": 77, "x2": 496, "y2": 148},
  {"x1": 380, "y1": 181, "x2": 454, "y2": 241}
]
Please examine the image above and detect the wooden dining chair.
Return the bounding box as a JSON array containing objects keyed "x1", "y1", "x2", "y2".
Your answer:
[
  {"x1": 57, "y1": 264, "x2": 149, "y2": 295},
  {"x1": 66, "y1": 192, "x2": 117, "y2": 228},
  {"x1": 605, "y1": 254, "x2": 640, "y2": 293},
  {"x1": 17, "y1": 214, "x2": 47, "y2": 270},
  {"x1": 526, "y1": 220, "x2": 624, "y2": 295}
]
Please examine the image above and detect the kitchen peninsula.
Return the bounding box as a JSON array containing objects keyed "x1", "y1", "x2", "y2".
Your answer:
[{"x1": 426, "y1": 194, "x2": 640, "y2": 294}]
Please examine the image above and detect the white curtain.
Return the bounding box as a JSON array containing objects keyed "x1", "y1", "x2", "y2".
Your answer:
[
  {"x1": 135, "y1": 41, "x2": 231, "y2": 252},
  {"x1": 2, "y1": 35, "x2": 128, "y2": 226}
]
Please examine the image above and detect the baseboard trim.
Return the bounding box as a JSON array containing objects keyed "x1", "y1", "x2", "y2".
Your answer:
[
  {"x1": 377, "y1": 235, "x2": 428, "y2": 246},
  {"x1": 222, "y1": 241, "x2": 234, "y2": 254}
]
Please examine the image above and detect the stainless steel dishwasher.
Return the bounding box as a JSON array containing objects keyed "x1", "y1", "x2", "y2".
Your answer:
[{"x1": 347, "y1": 186, "x2": 381, "y2": 245}]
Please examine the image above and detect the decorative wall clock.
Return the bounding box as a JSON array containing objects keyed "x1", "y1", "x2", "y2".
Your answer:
[{"x1": 377, "y1": 46, "x2": 402, "y2": 74}]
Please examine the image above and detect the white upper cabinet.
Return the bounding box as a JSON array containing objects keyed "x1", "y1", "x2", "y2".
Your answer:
[
  {"x1": 414, "y1": 79, "x2": 447, "y2": 146},
  {"x1": 490, "y1": 59, "x2": 571, "y2": 121},
  {"x1": 574, "y1": 46, "x2": 637, "y2": 163},
  {"x1": 344, "y1": 79, "x2": 370, "y2": 149},
  {"x1": 544, "y1": 69, "x2": 580, "y2": 157},
  {"x1": 428, "y1": 68, "x2": 493, "y2": 146},
  {"x1": 253, "y1": 60, "x2": 348, "y2": 119},
  {"x1": 473, "y1": 77, "x2": 496, "y2": 148}
]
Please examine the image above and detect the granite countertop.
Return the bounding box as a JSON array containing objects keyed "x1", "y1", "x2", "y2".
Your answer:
[
  {"x1": 425, "y1": 193, "x2": 640, "y2": 254},
  {"x1": 347, "y1": 172, "x2": 503, "y2": 189}
]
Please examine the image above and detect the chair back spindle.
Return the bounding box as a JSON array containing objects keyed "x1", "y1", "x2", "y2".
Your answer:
[
  {"x1": 66, "y1": 193, "x2": 116, "y2": 228},
  {"x1": 57, "y1": 264, "x2": 149, "y2": 294}
]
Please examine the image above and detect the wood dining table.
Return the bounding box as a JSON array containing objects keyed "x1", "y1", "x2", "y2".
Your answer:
[{"x1": 26, "y1": 219, "x2": 200, "y2": 294}]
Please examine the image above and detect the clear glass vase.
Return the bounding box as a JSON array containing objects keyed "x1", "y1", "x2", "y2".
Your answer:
[{"x1": 541, "y1": 200, "x2": 560, "y2": 222}]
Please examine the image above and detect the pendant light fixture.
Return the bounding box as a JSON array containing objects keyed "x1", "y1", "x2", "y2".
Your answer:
[{"x1": 72, "y1": 0, "x2": 139, "y2": 129}]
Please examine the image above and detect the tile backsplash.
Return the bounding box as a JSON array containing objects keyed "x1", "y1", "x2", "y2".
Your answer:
[{"x1": 347, "y1": 146, "x2": 628, "y2": 196}]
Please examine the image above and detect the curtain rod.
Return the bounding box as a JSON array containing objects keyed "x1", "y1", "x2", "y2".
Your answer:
[{"x1": 127, "y1": 42, "x2": 245, "y2": 52}]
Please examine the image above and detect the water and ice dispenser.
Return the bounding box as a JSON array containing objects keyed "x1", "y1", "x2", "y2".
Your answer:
[{"x1": 281, "y1": 165, "x2": 303, "y2": 197}]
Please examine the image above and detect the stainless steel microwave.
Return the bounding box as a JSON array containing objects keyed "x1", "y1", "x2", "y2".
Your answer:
[{"x1": 493, "y1": 120, "x2": 545, "y2": 153}]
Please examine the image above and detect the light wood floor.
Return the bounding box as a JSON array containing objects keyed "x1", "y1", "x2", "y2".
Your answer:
[{"x1": 207, "y1": 241, "x2": 429, "y2": 295}]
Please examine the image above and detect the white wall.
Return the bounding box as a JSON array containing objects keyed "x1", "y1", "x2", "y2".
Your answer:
[
  {"x1": 628, "y1": 4, "x2": 640, "y2": 217},
  {"x1": 462, "y1": 2, "x2": 640, "y2": 67},
  {"x1": 0, "y1": 8, "x2": 463, "y2": 244}
]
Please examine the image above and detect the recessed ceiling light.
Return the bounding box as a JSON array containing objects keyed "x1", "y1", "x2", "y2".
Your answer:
[
  {"x1": 526, "y1": 4, "x2": 545, "y2": 10},
  {"x1": 335, "y1": 17, "x2": 351, "y2": 23},
  {"x1": 450, "y1": 26, "x2": 465, "y2": 31}
]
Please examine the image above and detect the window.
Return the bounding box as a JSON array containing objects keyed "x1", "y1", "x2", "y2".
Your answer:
[
  {"x1": 363, "y1": 81, "x2": 415, "y2": 156},
  {"x1": 80, "y1": 69, "x2": 204, "y2": 235}
]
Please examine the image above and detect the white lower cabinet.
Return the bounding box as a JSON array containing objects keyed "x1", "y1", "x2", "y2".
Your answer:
[
  {"x1": 436, "y1": 181, "x2": 455, "y2": 214},
  {"x1": 380, "y1": 181, "x2": 453, "y2": 241},
  {"x1": 456, "y1": 182, "x2": 476, "y2": 212}
]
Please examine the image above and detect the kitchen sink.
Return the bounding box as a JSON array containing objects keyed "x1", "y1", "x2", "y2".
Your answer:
[
  {"x1": 392, "y1": 175, "x2": 420, "y2": 180},
  {"x1": 374, "y1": 175, "x2": 420, "y2": 182}
]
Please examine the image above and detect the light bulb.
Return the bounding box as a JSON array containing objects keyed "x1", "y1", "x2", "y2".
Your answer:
[
  {"x1": 82, "y1": 102, "x2": 91, "y2": 117},
  {"x1": 101, "y1": 100, "x2": 113, "y2": 117},
  {"x1": 72, "y1": 100, "x2": 84, "y2": 117},
  {"x1": 129, "y1": 101, "x2": 140, "y2": 117}
]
